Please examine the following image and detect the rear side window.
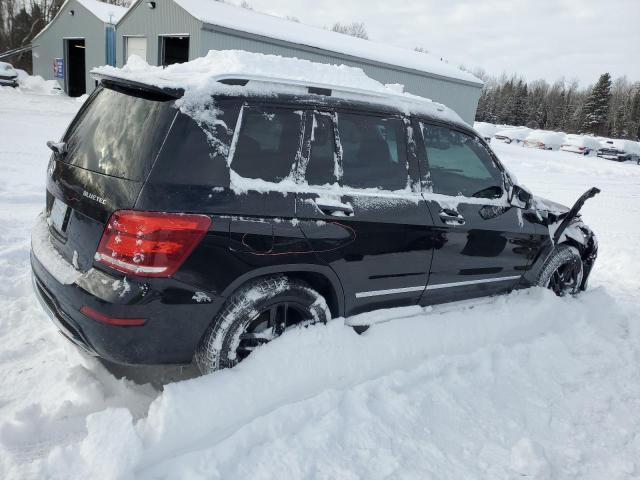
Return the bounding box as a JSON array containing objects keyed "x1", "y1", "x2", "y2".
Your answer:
[
  {"x1": 421, "y1": 123, "x2": 504, "y2": 198},
  {"x1": 337, "y1": 113, "x2": 408, "y2": 190},
  {"x1": 63, "y1": 86, "x2": 176, "y2": 181},
  {"x1": 306, "y1": 112, "x2": 338, "y2": 186},
  {"x1": 231, "y1": 106, "x2": 303, "y2": 182},
  {"x1": 149, "y1": 100, "x2": 241, "y2": 186}
]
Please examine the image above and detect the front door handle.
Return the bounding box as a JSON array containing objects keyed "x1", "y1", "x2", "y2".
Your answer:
[
  {"x1": 314, "y1": 201, "x2": 354, "y2": 217},
  {"x1": 439, "y1": 209, "x2": 465, "y2": 226}
]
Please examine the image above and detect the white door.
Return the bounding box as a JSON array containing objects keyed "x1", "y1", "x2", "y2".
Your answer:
[{"x1": 125, "y1": 37, "x2": 147, "y2": 63}]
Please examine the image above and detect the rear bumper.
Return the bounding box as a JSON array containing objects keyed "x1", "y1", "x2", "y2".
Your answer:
[{"x1": 30, "y1": 249, "x2": 223, "y2": 366}]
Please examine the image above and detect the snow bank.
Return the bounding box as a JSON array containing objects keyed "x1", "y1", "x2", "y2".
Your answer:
[
  {"x1": 39, "y1": 288, "x2": 640, "y2": 479},
  {"x1": 92, "y1": 50, "x2": 465, "y2": 127},
  {"x1": 15, "y1": 75, "x2": 62, "y2": 95},
  {"x1": 525, "y1": 130, "x2": 567, "y2": 149}
]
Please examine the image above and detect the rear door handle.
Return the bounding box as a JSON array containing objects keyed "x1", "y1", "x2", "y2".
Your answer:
[
  {"x1": 314, "y1": 202, "x2": 354, "y2": 217},
  {"x1": 439, "y1": 209, "x2": 465, "y2": 226}
]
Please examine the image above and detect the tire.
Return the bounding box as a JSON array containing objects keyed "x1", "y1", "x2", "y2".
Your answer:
[
  {"x1": 195, "y1": 276, "x2": 330, "y2": 374},
  {"x1": 535, "y1": 244, "x2": 584, "y2": 296}
]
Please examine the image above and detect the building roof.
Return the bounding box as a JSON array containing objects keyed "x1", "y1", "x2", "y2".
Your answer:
[
  {"x1": 77, "y1": 0, "x2": 128, "y2": 23},
  {"x1": 144, "y1": 0, "x2": 482, "y2": 86},
  {"x1": 33, "y1": 0, "x2": 128, "y2": 41}
]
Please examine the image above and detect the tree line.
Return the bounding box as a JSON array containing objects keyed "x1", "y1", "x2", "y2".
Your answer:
[{"x1": 473, "y1": 70, "x2": 640, "y2": 140}]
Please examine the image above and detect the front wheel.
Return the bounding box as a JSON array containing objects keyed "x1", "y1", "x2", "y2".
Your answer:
[
  {"x1": 535, "y1": 244, "x2": 584, "y2": 296},
  {"x1": 195, "y1": 276, "x2": 330, "y2": 374}
]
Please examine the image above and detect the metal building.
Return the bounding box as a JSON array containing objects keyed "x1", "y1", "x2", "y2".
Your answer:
[
  {"x1": 116, "y1": 0, "x2": 483, "y2": 123},
  {"x1": 32, "y1": 0, "x2": 127, "y2": 97}
]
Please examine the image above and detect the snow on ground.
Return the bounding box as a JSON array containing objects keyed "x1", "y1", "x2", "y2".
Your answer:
[{"x1": 1, "y1": 88, "x2": 640, "y2": 479}]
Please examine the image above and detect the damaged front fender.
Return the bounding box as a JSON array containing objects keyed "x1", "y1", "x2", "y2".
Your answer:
[{"x1": 523, "y1": 187, "x2": 600, "y2": 291}]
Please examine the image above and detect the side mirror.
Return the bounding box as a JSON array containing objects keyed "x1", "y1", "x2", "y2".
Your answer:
[
  {"x1": 46, "y1": 140, "x2": 67, "y2": 157},
  {"x1": 509, "y1": 184, "x2": 532, "y2": 209}
]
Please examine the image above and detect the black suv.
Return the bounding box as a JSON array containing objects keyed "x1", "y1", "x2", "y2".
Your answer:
[{"x1": 31, "y1": 75, "x2": 599, "y2": 373}]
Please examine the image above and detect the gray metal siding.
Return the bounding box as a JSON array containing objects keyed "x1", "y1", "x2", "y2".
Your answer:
[
  {"x1": 199, "y1": 28, "x2": 481, "y2": 123},
  {"x1": 32, "y1": 0, "x2": 108, "y2": 94},
  {"x1": 115, "y1": 0, "x2": 202, "y2": 67}
]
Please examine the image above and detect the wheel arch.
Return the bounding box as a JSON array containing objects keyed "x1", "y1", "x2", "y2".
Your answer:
[{"x1": 219, "y1": 264, "x2": 345, "y2": 318}]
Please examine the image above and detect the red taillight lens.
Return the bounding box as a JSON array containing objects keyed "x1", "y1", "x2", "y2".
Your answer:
[
  {"x1": 80, "y1": 306, "x2": 146, "y2": 326},
  {"x1": 95, "y1": 210, "x2": 211, "y2": 277}
]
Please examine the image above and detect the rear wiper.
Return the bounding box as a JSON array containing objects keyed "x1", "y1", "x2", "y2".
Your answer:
[{"x1": 46, "y1": 141, "x2": 67, "y2": 158}]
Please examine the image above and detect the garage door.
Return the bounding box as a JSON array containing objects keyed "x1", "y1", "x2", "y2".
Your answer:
[{"x1": 125, "y1": 37, "x2": 147, "y2": 62}]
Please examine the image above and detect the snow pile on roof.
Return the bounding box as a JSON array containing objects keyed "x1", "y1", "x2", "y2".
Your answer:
[
  {"x1": 525, "y1": 130, "x2": 567, "y2": 149},
  {"x1": 93, "y1": 50, "x2": 466, "y2": 126},
  {"x1": 170, "y1": 0, "x2": 480, "y2": 86},
  {"x1": 563, "y1": 134, "x2": 601, "y2": 150},
  {"x1": 494, "y1": 127, "x2": 531, "y2": 141},
  {"x1": 77, "y1": 0, "x2": 127, "y2": 23}
]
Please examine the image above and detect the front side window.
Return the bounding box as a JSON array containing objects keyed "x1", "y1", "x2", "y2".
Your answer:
[
  {"x1": 337, "y1": 113, "x2": 408, "y2": 190},
  {"x1": 231, "y1": 106, "x2": 303, "y2": 182},
  {"x1": 421, "y1": 123, "x2": 504, "y2": 198}
]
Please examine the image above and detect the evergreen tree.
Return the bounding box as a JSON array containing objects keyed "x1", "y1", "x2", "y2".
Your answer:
[{"x1": 580, "y1": 73, "x2": 612, "y2": 135}]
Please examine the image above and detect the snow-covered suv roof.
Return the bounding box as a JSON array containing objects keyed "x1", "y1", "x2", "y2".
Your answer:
[{"x1": 92, "y1": 50, "x2": 468, "y2": 128}]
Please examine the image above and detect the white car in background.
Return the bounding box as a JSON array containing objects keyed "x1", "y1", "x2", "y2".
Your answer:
[
  {"x1": 493, "y1": 126, "x2": 531, "y2": 144},
  {"x1": 597, "y1": 139, "x2": 640, "y2": 163},
  {"x1": 473, "y1": 121, "x2": 500, "y2": 142},
  {"x1": 561, "y1": 134, "x2": 601, "y2": 155},
  {"x1": 0, "y1": 62, "x2": 18, "y2": 87},
  {"x1": 523, "y1": 130, "x2": 566, "y2": 150}
]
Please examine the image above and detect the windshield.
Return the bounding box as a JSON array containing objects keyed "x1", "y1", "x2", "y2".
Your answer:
[{"x1": 63, "y1": 85, "x2": 176, "y2": 181}]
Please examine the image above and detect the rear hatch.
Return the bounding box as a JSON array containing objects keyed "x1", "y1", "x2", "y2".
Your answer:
[{"x1": 44, "y1": 83, "x2": 178, "y2": 273}]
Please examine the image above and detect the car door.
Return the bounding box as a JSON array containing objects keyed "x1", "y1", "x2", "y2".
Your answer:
[
  {"x1": 416, "y1": 121, "x2": 546, "y2": 305},
  {"x1": 296, "y1": 109, "x2": 437, "y2": 316}
]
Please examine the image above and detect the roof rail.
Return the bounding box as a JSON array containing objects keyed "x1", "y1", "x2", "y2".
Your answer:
[{"x1": 211, "y1": 73, "x2": 443, "y2": 110}]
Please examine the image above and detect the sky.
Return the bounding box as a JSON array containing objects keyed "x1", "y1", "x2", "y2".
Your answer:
[{"x1": 227, "y1": 0, "x2": 640, "y2": 87}]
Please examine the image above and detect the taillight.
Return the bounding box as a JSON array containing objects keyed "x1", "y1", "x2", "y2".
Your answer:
[
  {"x1": 95, "y1": 210, "x2": 211, "y2": 277},
  {"x1": 80, "y1": 306, "x2": 146, "y2": 326}
]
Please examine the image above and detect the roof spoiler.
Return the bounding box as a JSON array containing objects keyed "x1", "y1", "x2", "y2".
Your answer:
[{"x1": 91, "y1": 72, "x2": 184, "y2": 99}]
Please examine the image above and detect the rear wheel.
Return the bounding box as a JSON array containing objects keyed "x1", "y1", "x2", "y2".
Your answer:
[
  {"x1": 195, "y1": 276, "x2": 330, "y2": 374},
  {"x1": 535, "y1": 245, "x2": 584, "y2": 296}
]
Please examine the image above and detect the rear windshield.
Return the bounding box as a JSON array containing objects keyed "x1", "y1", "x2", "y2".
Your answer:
[{"x1": 63, "y1": 85, "x2": 176, "y2": 181}]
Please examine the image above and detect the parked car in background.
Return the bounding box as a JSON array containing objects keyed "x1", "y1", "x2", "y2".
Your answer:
[
  {"x1": 561, "y1": 134, "x2": 600, "y2": 155},
  {"x1": 0, "y1": 62, "x2": 18, "y2": 87},
  {"x1": 494, "y1": 127, "x2": 531, "y2": 144},
  {"x1": 524, "y1": 130, "x2": 566, "y2": 150},
  {"x1": 597, "y1": 140, "x2": 640, "y2": 163},
  {"x1": 473, "y1": 122, "x2": 500, "y2": 143}
]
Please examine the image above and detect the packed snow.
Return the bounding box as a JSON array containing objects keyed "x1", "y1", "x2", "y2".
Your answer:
[{"x1": 2, "y1": 87, "x2": 640, "y2": 480}]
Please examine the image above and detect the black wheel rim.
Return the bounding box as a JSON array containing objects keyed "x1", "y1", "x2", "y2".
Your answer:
[
  {"x1": 235, "y1": 300, "x2": 312, "y2": 362},
  {"x1": 548, "y1": 260, "x2": 582, "y2": 296}
]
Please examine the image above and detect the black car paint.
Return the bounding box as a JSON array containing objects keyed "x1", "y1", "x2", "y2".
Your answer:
[{"x1": 31, "y1": 82, "x2": 599, "y2": 365}]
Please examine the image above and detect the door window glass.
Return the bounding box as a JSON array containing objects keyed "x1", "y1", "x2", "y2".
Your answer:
[
  {"x1": 306, "y1": 113, "x2": 338, "y2": 185},
  {"x1": 421, "y1": 123, "x2": 504, "y2": 198},
  {"x1": 231, "y1": 107, "x2": 303, "y2": 182},
  {"x1": 337, "y1": 113, "x2": 408, "y2": 190}
]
